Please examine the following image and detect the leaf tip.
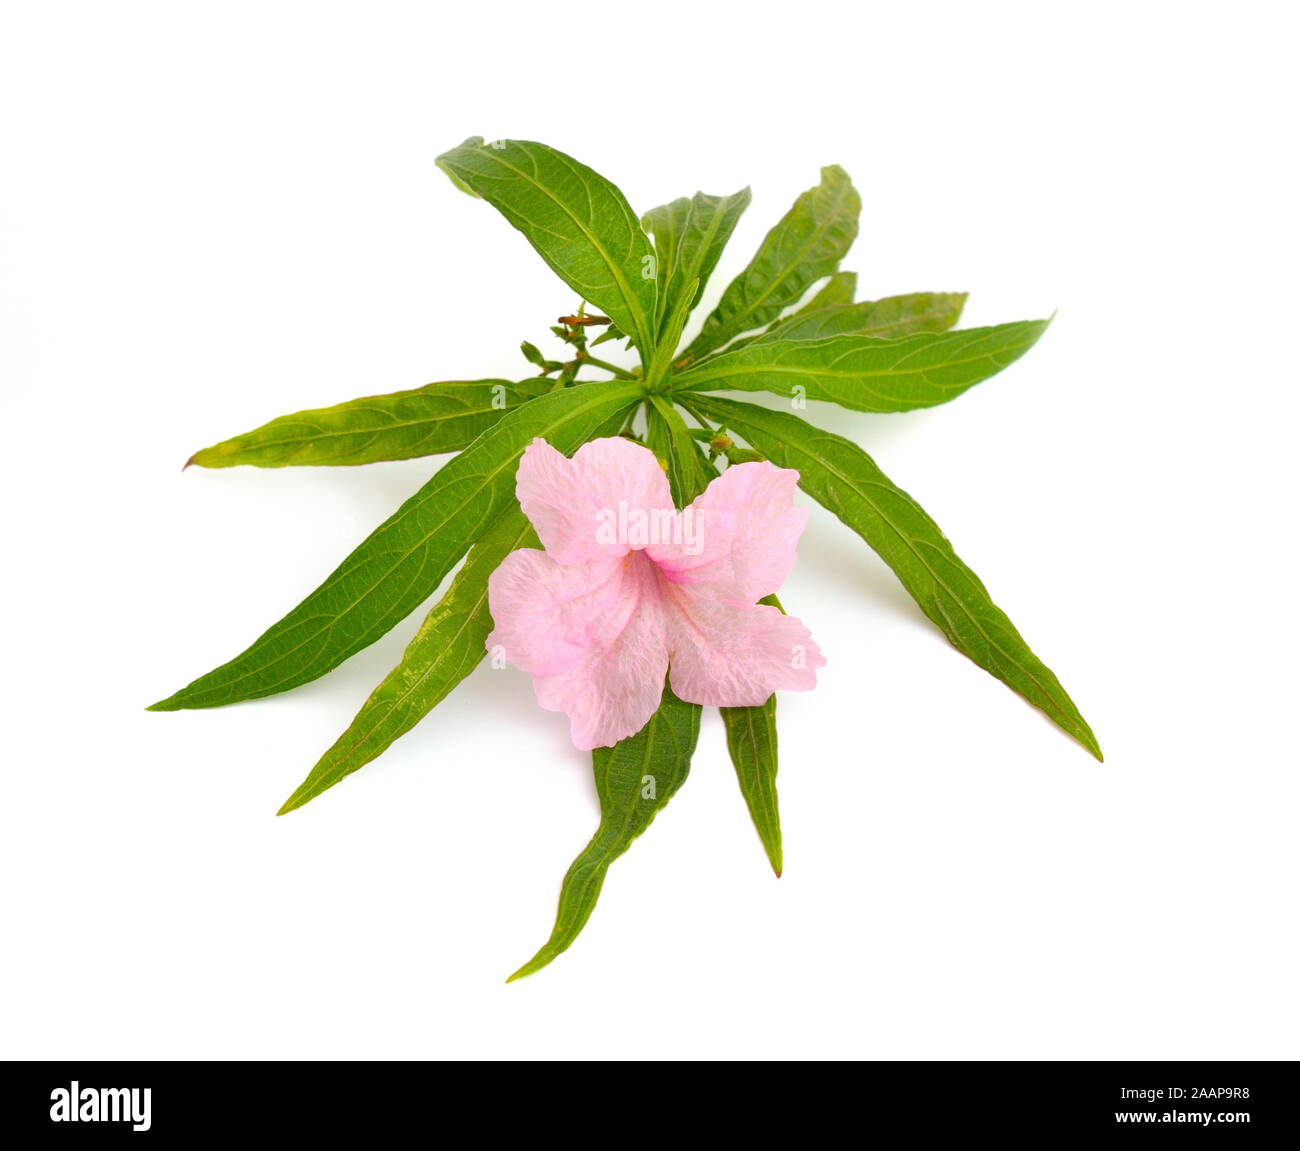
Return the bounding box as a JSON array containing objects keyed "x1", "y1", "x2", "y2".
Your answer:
[
  {"x1": 767, "y1": 844, "x2": 783, "y2": 877},
  {"x1": 434, "y1": 139, "x2": 486, "y2": 198},
  {"x1": 185, "y1": 445, "x2": 224, "y2": 469},
  {"x1": 1071, "y1": 715, "x2": 1103, "y2": 762},
  {"x1": 1071, "y1": 722, "x2": 1103, "y2": 762},
  {"x1": 506, "y1": 947, "x2": 554, "y2": 983},
  {"x1": 277, "y1": 778, "x2": 321, "y2": 815}
]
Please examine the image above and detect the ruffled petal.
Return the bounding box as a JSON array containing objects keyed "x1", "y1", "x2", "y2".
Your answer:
[
  {"x1": 663, "y1": 585, "x2": 826, "y2": 707},
  {"x1": 515, "y1": 436, "x2": 676, "y2": 566},
  {"x1": 485, "y1": 548, "x2": 669, "y2": 750},
  {"x1": 647, "y1": 461, "x2": 807, "y2": 603}
]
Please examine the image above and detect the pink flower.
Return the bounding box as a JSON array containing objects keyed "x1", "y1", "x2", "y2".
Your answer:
[{"x1": 485, "y1": 436, "x2": 826, "y2": 750}]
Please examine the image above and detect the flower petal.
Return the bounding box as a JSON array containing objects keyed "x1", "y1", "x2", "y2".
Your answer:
[
  {"x1": 647, "y1": 461, "x2": 807, "y2": 603},
  {"x1": 516, "y1": 436, "x2": 676, "y2": 566},
  {"x1": 486, "y1": 548, "x2": 669, "y2": 750},
  {"x1": 663, "y1": 586, "x2": 826, "y2": 707}
]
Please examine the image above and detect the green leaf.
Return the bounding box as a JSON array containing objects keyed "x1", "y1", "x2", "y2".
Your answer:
[
  {"x1": 677, "y1": 166, "x2": 860, "y2": 364},
  {"x1": 508, "y1": 683, "x2": 701, "y2": 981},
  {"x1": 799, "y1": 271, "x2": 857, "y2": 312},
  {"x1": 642, "y1": 188, "x2": 751, "y2": 335},
  {"x1": 187, "y1": 379, "x2": 552, "y2": 469},
  {"x1": 725, "y1": 289, "x2": 964, "y2": 355},
  {"x1": 276, "y1": 505, "x2": 536, "y2": 815},
  {"x1": 762, "y1": 291, "x2": 968, "y2": 343},
  {"x1": 645, "y1": 395, "x2": 713, "y2": 506},
  {"x1": 436, "y1": 137, "x2": 658, "y2": 358},
  {"x1": 676, "y1": 319, "x2": 1050, "y2": 413},
  {"x1": 689, "y1": 395, "x2": 1102, "y2": 760},
  {"x1": 720, "y1": 692, "x2": 782, "y2": 876},
  {"x1": 149, "y1": 379, "x2": 642, "y2": 711}
]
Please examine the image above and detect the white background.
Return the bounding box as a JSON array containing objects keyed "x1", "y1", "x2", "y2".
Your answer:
[{"x1": 2, "y1": 2, "x2": 1296, "y2": 1060}]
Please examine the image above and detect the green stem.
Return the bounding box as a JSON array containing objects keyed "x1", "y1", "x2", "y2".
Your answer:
[
  {"x1": 674, "y1": 395, "x2": 715, "y2": 432},
  {"x1": 580, "y1": 353, "x2": 636, "y2": 380}
]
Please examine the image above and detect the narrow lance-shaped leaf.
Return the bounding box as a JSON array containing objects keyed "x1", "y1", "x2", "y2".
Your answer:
[
  {"x1": 149, "y1": 379, "x2": 642, "y2": 711},
  {"x1": 761, "y1": 292, "x2": 968, "y2": 343},
  {"x1": 436, "y1": 138, "x2": 658, "y2": 358},
  {"x1": 187, "y1": 379, "x2": 552, "y2": 469},
  {"x1": 508, "y1": 683, "x2": 702, "y2": 981},
  {"x1": 721, "y1": 689, "x2": 782, "y2": 876},
  {"x1": 642, "y1": 187, "x2": 751, "y2": 335},
  {"x1": 725, "y1": 289, "x2": 965, "y2": 354},
  {"x1": 277, "y1": 505, "x2": 537, "y2": 815},
  {"x1": 678, "y1": 166, "x2": 860, "y2": 365},
  {"x1": 690, "y1": 394, "x2": 1102, "y2": 760},
  {"x1": 677, "y1": 319, "x2": 1050, "y2": 414}
]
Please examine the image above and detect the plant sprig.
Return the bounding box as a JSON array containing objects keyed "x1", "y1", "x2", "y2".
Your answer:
[{"x1": 151, "y1": 136, "x2": 1099, "y2": 978}]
